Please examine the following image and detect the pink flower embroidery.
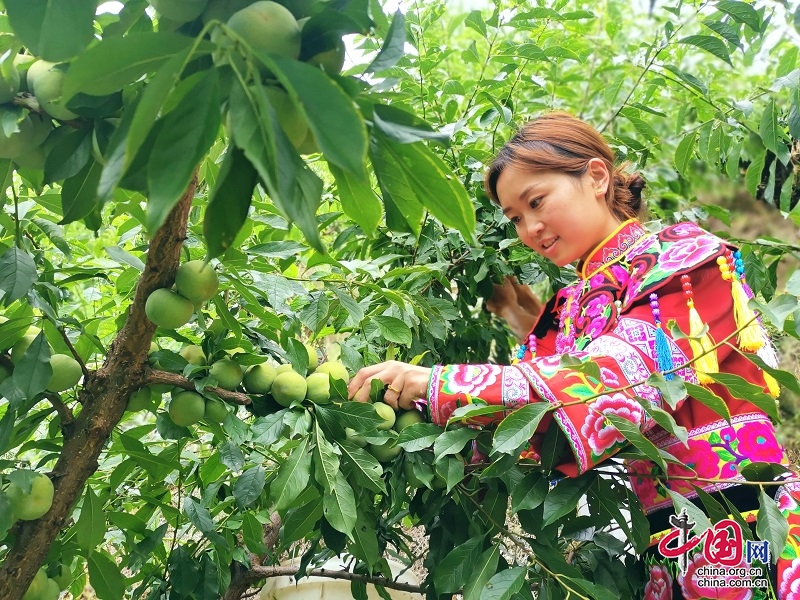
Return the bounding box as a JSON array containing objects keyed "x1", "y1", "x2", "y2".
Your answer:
[
  {"x1": 585, "y1": 295, "x2": 610, "y2": 318},
  {"x1": 610, "y1": 264, "x2": 630, "y2": 286},
  {"x1": 628, "y1": 460, "x2": 660, "y2": 508},
  {"x1": 584, "y1": 316, "x2": 607, "y2": 339},
  {"x1": 736, "y1": 421, "x2": 784, "y2": 463},
  {"x1": 599, "y1": 367, "x2": 619, "y2": 387},
  {"x1": 679, "y1": 552, "x2": 753, "y2": 600},
  {"x1": 658, "y1": 236, "x2": 719, "y2": 272},
  {"x1": 779, "y1": 490, "x2": 799, "y2": 513},
  {"x1": 581, "y1": 393, "x2": 643, "y2": 455},
  {"x1": 670, "y1": 438, "x2": 723, "y2": 480},
  {"x1": 440, "y1": 364, "x2": 499, "y2": 396},
  {"x1": 643, "y1": 564, "x2": 673, "y2": 600},
  {"x1": 780, "y1": 558, "x2": 800, "y2": 599}
]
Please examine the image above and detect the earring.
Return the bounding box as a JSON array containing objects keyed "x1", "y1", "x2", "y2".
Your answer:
[{"x1": 597, "y1": 188, "x2": 604, "y2": 194}]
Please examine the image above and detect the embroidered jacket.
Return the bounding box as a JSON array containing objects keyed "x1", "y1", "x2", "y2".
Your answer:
[{"x1": 426, "y1": 220, "x2": 787, "y2": 514}]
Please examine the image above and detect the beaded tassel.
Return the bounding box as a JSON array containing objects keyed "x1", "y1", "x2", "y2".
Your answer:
[
  {"x1": 513, "y1": 333, "x2": 536, "y2": 364},
  {"x1": 723, "y1": 251, "x2": 767, "y2": 351},
  {"x1": 681, "y1": 274, "x2": 718, "y2": 384},
  {"x1": 649, "y1": 293, "x2": 675, "y2": 380}
]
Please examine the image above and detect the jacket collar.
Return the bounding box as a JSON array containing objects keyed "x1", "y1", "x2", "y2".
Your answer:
[{"x1": 577, "y1": 219, "x2": 647, "y2": 280}]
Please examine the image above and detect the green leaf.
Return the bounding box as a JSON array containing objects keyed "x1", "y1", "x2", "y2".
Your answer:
[
  {"x1": 183, "y1": 497, "x2": 229, "y2": 551},
  {"x1": 88, "y1": 550, "x2": 127, "y2": 600},
  {"x1": 371, "y1": 315, "x2": 413, "y2": 346},
  {"x1": 339, "y1": 440, "x2": 386, "y2": 493},
  {"x1": 542, "y1": 475, "x2": 594, "y2": 526},
  {"x1": 272, "y1": 436, "x2": 312, "y2": 512},
  {"x1": 366, "y1": 10, "x2": 406, "y2": 73},
  {"x1": 643, "y1": 401, "x2": 689, "y2": 445},
  {"x1": 251, "y1": 412, "x2": 288, "y2": 446},
  {"x1": 491, "y1": 403, "x2": 550, "y2": 456},
  {"x1": 646, "y1": 372, "x2": 688, "y2": 410},
  {"x1": 11, "y1": 331, "x2": 51, "y2": 400},
  {"x1": 708, "y1": 372, "x2": 779, "y2": 421},
  {"x1": 330, "y1": 164, "x2": 381, "y2": 234},
  {"x1": 233, "y1": 465, "x2": 266, "y2": 508},
  {"x1": 743, "y1": 353, "x2": 800, "y2": 395},
  {"x1": 228, "y1": 79, "x2": 324, "y2": 252},
  {"x1": 684, "y1": 382, "x2": 731, "y2": 422},
  {"x1": 562, "y1": 578, "x2": 617, "y2": 600},
  {"x1": 63, "y1": 32, "x2": 197, "y2": 100},
  {"x1": 263, "y1": 55, "x2": 367, "y2": 176},
  {"x1": 674, "y1": 131, "x2": 697, "y2": 178},
  {"x1": 60, "y1": 160, "x2": 103, "y2": 225},
  {"x1": 510, "y1": 471, "x2": 548, "y2": 512},
  {"x1": 31, "y1": 218, "x2": 71, "y2": 260},
  {"x1": 745, "y1": 148, "x2": 767, "y2": 198},
  {"x1": 370, "y1": 133, "x2": 476, "y2": 241},
  {"x1": 242, "y1": 512, "x2": 267, "y2": 554},
  {"x1": 433, "y1": 427, "x2": 480, "y2": 460},
  {"x1": 372, "y1": 104, "x2": 451, "y2": 145},
  {"x1": 76, "y1": 486, "x2": 106, "y2": 552},
  {"x1": 204, "y1": 145, "x2": 258, "y2": 260},
  {"x1": 434, "y1": 536, "x2": 485, "y2": 594},
  {"x1": 464, "y1": 9, "x2": 489, "y2": 38},
  {"x1": 757, "y1": 488, "x2": 789, "y2": 564},
  {"x1": 716, "y1": 0, "x2": 761, "y2": 31},
  {"x1": 752, "y1": 294, "x2": 798, "y2": 330},
  {"x1": 447, "y1": 403, "x2": 508, "y2": 423},
  {"x1": 397, "y1": 423, "x2": 443, "y2": 451},
  {"x1": 218, "y1": 439, "x2": 245, "y2": 471},
  {"x1": 282, "y1": 496, "x2": 323, "y2": 545},
  {"x1": 5, "y1": 0, "x2": 95, "y2": 62},
  {"x1": 464, "y1": 546, "x2": 500, "y2": 600},
  {"x1": 169, "y1": 546, "x2": 200, "y2": 596},
  {"x1": 666, "y1": 489, "x2": 712, "y2": 535},
  {"x1": 105, "y1": 246, "x2": 145, "y2": 272},
  {"x1": 349, "y1": 511, "x2": 380, "y2": 569},
  {"x1": 43, "y1": 126, "x2": 91, "y2": 184},
  {"x1": 146, "y1": 69, "x2": 221, "y2": 232},
  {"x1": 759, "y1": 99, "x2": 785, "y2": 160},
  {"x1": 0, "y1": 247, "x2": 37, "y2": 305},
  {"x1": 605, "y1": 414, "x2": 667, "y2": 471},
  {"x1": 314, "y1": 425, "x2": 357, "y2": 535},
  {"x1": 678, "y1": 35, "x2": 732, "y2": 65},
  {"x1": 558, "y1": 354, "x2": 601, "y2": 381},
  {"x1": 315, "y1": 402, "x2": 384, "y2": 432},
  {"x1": 480, "y1": 566, "x2": 526, "y2": 600},
  {"x1": 195, "y1": 554, "x2": 220, "y2": 600}
]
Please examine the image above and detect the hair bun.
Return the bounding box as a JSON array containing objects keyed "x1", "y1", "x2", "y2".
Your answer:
[{"x1": 627, "y1": 173, "x2": 646, "y2": 204}]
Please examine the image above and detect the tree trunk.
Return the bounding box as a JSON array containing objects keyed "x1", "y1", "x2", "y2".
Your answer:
[{"x1": 0, "y1": 174, "x2": 197, "y2": 600}]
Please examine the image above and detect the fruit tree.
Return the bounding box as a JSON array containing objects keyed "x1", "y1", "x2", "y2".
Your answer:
[{"x1": 1, "y1": 0, "x2": 800, "y2": 599}]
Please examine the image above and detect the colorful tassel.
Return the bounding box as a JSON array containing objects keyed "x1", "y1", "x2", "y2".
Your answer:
[
  {"x1": 764, "y1": 371, "x2": 781, "y2": 398},
  {"x1": 681, "y1": 274, "x2": 718, "y2": 384},
  {"x1": 649, "y1": 293, "x2": 675, "y2": 380},
  {"x1": 723, "y1": 251, "x2": 767, "y2": 351},
  {"x1": 513, "y1": 333, "x2": 536, "y2": 364}
]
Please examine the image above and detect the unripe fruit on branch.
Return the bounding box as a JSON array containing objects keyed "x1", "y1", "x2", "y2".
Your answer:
[
  {"x1": 145, "y1": 288, "x2": 194, "y2": 329},
  {"x1": 315, "y1": 360, "x2": 349, "y2": 383},
  {"x1": 179, "y1": 344, "x2": 207, "y2": 366},
  {"x1": 21, "y1": 568, "x2": 47, "y2": 600},
  {"x1": 305, "y1": 372, "x2": 331, "y2": 404},
  {"x1": 373, "y1": 401, "x2": 396, "y2": 430},
  {"x1": 0, "y1": 65, "x2": 20, "y2": 104},
  {"x1": 27, "y1": 61, "x2": 78, "y2": 121},
  {"x1": 227, "y1": 1, "x2": 301, "y2": 68},
  {"x1": 369, "y1": 438, "x2": 401, "y2": 462},
  {"x1": 0, "y1": 109, "x2": 52, "y2": 159},
  {"x1": 204, "y1": 397, "x2": 229, "y2": 422},
  {"x1": 7, "y1": 472, "x2": 54, "y2": 521},
  {"x1": 209, "y1": 358, "x2": 243, "y2": 390},
  {"x1": 243, "y1": 363, "x2": 277, "y2": 394},
  {"x1": 304, "y1": 343, "x2": 319, "y2": 373},
  {"x1": 394, "y1": 409, "x2": 425, "y2": 432},
  {"x1": 169, "y1": 391, "x2": 206, "y2": 426},
  {"x1": 46, "y1": 354, "x2": 82, "y2": 392},
  {"x1": 271, "y1": 370, "x2": 307, "y2": 407},
  {"x1": 127, "y1": 387, "x2": 153, "y2": 412},
  {"x1": 175, "y1": 260, "x2": 219, "y2": 304}
]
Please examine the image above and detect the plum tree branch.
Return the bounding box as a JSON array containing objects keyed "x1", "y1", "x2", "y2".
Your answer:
[
  {"x1": 145, "y1": 369, "x2": 252, "y2": 405},
  {"x1": 0, "y1": 171, "x2": 198, "y2": 600}
]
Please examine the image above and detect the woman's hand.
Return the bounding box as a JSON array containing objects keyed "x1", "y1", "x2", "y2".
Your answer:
[{"x1": 347, "y1": 360, "x2": 432, "y2": 411}]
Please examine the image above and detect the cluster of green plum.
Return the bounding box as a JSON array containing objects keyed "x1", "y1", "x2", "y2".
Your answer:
[
  {"x1": 1, "y1": 471, "x2": 72, "y2": 599},
  {"x1": 144, "y1": 260, "x2": 220, "y2": 330},
  {"x1": 0, "y1": 324, "x2": 82, "y2": 393}
]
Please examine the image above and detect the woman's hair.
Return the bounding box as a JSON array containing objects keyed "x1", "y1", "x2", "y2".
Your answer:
[{"x1": 484, "y1": 111, "x2": 645, "y2": 221}]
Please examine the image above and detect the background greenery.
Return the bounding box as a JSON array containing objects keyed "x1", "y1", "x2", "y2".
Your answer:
[{"x1": 0, "y1": 0, "x2": 799, "y2": 598}]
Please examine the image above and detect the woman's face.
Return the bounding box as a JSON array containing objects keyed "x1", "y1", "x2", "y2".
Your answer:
[{"x1": 495, "y1": 163, "x2": 621, "y2": 267}]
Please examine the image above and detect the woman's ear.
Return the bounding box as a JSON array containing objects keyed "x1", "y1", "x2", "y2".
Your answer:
[{"x1": 586, "y1": 158, "x2": 610, "y2": 195}]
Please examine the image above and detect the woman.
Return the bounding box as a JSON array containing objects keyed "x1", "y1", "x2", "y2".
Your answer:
[{"x1": 347, "y1": 112, "x2": 800, "y2": 598}]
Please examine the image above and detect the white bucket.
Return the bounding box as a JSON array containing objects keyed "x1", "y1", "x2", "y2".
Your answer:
[{"x1": 259, "y1": 557, "x2": 424, "y2": 600}]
